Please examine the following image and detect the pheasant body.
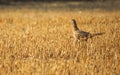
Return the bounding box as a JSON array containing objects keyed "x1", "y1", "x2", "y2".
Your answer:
[{"x1": 72, "y1": 19, "x2": 92, "y2": 42}]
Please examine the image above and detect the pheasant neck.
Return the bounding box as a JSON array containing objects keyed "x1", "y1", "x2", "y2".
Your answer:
[{"x1": 73, "y1": 23, "x2": 79, "y2": 31}]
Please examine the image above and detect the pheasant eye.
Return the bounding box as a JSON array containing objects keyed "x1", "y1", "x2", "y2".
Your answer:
[{"x1": 72, "y1": 19, "x2": 75, "y2": 21}]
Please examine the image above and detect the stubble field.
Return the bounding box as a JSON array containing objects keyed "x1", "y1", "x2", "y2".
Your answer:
[{"x1": 0, "y1": 1, "x2": 120, "y2": 75}]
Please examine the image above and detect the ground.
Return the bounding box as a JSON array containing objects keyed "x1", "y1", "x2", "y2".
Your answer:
[{"x1": 0, "y1": 1, "x2": 120, "y2": 75}]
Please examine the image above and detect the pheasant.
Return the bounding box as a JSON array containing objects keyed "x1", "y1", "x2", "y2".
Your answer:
[{"x1": 72, "y1": 19, "x2": 92, "y2": 43}]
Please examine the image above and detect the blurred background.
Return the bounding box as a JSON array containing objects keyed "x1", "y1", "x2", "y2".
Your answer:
[
  {"x1": 0, "y1": 0, "x2": 120, "y2": 75},
  {"x1": 0, "y1": 0, "x2": 119, "y2": 12}
]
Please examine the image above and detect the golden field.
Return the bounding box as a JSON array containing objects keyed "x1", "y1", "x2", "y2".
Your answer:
[{"x1": 0, "y1": 1, "x2": 120, "y2": 75}]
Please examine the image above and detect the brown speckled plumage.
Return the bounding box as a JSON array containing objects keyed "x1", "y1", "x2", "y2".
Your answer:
[{"x1": 72, "y1": 19, "x2": 92, "y2": 43}]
